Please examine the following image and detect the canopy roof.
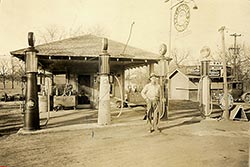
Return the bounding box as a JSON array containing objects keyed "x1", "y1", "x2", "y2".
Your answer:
[{"x1": 11, "y1": 35, "x2": 161, "y2": 74}]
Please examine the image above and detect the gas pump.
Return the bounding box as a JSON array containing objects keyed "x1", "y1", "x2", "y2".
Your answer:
[
  {"x1": 158, "y1": 44, "x2": 172, "y2": 119},
  {"x1": 159, "y1": 44, "x2": 167, "y2": 119},
  {"x1": 98, "y1": 38, "x2": 111, "y2": 125},
  {"x1": 199, "y1": 47, "x2": 212, "y2": 118},
  {"x1": 23, "y1": 32, "x2": 40, "y2": 130}
]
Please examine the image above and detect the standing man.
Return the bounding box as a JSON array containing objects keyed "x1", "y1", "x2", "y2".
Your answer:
[{"x1": 141, "y1": 73, "x2": 161, "y2": 133}]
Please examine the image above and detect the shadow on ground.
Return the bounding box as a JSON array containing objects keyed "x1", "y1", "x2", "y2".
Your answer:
[{"x1": 159, "y1": 117, "x2": 202, "y2": 132}]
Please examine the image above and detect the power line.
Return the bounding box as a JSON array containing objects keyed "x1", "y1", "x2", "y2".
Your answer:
[
  {"x1": 230, "y1": 33, "x2": 241, "y2": 54},
  {"x1": 229, "y1": 33, "x2": 241, "y2": 80}
]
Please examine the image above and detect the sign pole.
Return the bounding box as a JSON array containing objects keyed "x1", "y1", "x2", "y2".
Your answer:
[{"x1": 219, "y1": 26, "x2": 229, "y2": 120}]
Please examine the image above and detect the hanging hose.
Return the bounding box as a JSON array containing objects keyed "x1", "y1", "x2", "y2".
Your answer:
[
  {"x1": 199, "y1": 76, "x2": 213, "y2": 118},
  {"x1": 114, "y1": 75, "x2": 124, "y2": 117},
  {"x1": 204, "y1": 94, "x2": 213, "y2": 117},
  {"x1": 40, "y1": 92, "x2": 50, "y2": 127},
  {"x1": 209, "y1": 95, "x2": 213, "y2": 116},
  {"x1": 40, "y1": 83, "x2": 51, "y2": 127},
  {"x1": 40, "y1": 111, "x2": 50, "y2": 127},
  {"x1": 159, "y1": 76, "x2": 166, "y2": 119}
]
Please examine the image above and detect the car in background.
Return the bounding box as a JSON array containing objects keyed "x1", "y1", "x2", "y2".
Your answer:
[{"x1": 0, "y1": 93, "x2": 24, "y2": 102}]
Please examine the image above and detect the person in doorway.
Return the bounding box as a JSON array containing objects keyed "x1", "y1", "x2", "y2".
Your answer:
[
  {"x1": 3, "y1": 92, "x2": 8, "y2": 102},
  {"x1": 141, "y1": 73, "x2": 161, "y2": 133}
]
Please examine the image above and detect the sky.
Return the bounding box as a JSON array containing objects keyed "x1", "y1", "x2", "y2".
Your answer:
[{"x1": 1, "y1": 0, "x2": 250, "y2": 64}]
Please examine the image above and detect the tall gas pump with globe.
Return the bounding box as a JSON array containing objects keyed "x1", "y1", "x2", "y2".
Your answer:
[{"x1": 23, "y1": 32, "x2": 40, "y2": 130}]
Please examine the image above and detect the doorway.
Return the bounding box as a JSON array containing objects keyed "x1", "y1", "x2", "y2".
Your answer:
[{"x1": 78, "y1": 75, "x2": 91, "y2": 105}]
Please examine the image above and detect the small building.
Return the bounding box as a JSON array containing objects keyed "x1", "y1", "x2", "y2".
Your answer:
[
  {"x1": 11, "y1": 34, "x2": 160, "y2": 110},
  {"x1": 169, "y1": 62, "x2": 233, "y2": 101},
  {"x1": 169, "y1": 69, "x2": 199, "y2": 101}
]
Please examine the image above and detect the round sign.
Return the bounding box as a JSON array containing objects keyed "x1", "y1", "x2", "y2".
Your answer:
[
  {"x1": 219, "y1": 93, "x2": 234, "y2": 110},
  {"x1": 174, "y1": 3, "x2": 190, "y2": 32}
]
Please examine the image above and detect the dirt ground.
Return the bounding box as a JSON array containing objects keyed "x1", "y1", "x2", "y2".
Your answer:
[{"x1": 0, "y1": 101, "x2": 249, "y2": 167}]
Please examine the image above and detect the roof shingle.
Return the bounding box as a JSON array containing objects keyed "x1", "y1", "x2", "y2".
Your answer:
[{"x1": 11, "y1": 34, "x2": 160, "y2": 60}]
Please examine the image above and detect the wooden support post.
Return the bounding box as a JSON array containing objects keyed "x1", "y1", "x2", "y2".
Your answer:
[
  {"x1": 121, "y1": 70, "x2": 125, "y2": 101},
  {"x1": 148, "y1": 63, "x2": 155, "y2": 77}
]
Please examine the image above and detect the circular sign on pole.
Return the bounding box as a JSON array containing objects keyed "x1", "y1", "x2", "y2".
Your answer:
[
  {"x1": 174, "y1": 3, "x2": 190, "y2": 32},
  {"x1": 219, "y1": 93, "x2": 234, "y2": 110}
]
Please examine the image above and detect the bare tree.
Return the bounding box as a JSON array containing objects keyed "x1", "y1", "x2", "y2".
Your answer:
[
  {"x1": 213, "y1": 42, "x2": 250, "y2": 92},
  {"x1": 68, "y1": 25, "x2": 85, "y2": 38},
  {"x1": 86, "y1": 24, "x2": 107, "y2": 37},
  {"x1": 125, "y1": 67, "x2": 148, "y2": 91},
  {"x1": 15, "y1": 59, "x2": 25, "y2": 81},
  {"x1": 214, "y1": 43, "x2": 250, "y2": 81},
  {"x1": 0, "y1": 59, "x2": 9, "y2": 88},
  {"x1": 37, "y1": 24, "x2": 107, "y2": 44},
  {"x1": 9, "y1": 57, "x2": 25, "y2": 88},
  {"x1": 238, "y1": 45, "x2": 250, "y2": 81},
  {"x1": 37, "y1": 25, "x2": 68, "y2": 44},
  {"x1": 171, "y1": 48, "x2": 191, "y2": 69},
  {"x1": 9, "y1": 57, "x2": 15, "y2": 89},
  {"x1": 69, "y1": 24, "x2": 107, "y2": 37},
  {"x1": 0, "y1": 56, "x2": 25, "y2": 89}
]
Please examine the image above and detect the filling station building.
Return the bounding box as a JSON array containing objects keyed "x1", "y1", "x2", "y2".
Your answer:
[{"x1": 11, "y1": 34, "x2": 161, "y2": 111}]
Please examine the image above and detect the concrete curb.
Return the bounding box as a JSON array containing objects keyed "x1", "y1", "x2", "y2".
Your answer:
[
  {"x1": 17, "y1": 121, "x2": 146, "y2": 135},
  {"x1": 17, "y1": 115, "x2": 203, "y2": 135}
]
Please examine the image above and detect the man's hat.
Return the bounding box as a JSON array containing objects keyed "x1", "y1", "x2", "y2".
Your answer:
[{"x1": 149, "y1": 73, "x2": 158, "y2": 78}]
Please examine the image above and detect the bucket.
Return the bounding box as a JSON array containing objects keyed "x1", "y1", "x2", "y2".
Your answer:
[{"x1": 38, "y1": 95, "x2": 48, "y2": 113}]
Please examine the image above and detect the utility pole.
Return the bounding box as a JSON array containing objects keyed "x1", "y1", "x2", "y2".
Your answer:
[
  {"x1": 229, "y1": 33, "x2": 241, "y2": 80},
  {"x1": 218, "y1": 26, "x2": 229, "y2": 120}
]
